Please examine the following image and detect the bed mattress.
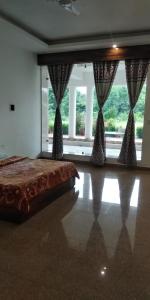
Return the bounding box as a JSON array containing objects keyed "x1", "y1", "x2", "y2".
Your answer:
[{"x1": 0, "y1": 156, "x2": 79, "y2": 214}]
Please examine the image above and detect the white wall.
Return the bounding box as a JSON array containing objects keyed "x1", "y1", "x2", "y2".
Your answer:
[{"x1": 0, "y1": 43, "x2": 41, "y2": 158}]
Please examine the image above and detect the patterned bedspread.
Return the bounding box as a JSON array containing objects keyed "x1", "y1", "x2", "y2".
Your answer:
[{"x1": 0, "y1": 157, "x2": 79, "y2": 214}]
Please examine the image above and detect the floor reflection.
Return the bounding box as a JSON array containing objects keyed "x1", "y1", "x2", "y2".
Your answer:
[
  {"x1": 62, "y1": 167, "x2": 150, "y2": 298},
  {"x1": 102, "y1": 178, "x2": 120, "y2": 205},
  {"x1": 0, "y1": 166, "x2": 149, "y2": 299},
  {"x1": 76, "y1": 171, "x2": 139, "y2": 207},
  {"x1": 64, "y1": 171, "x2": 139, "y2": 255}
]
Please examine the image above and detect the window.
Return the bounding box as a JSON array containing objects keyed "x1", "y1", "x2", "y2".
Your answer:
[
  {"x1": 93, "y1": 61, "x2": 146, "y2": 159},
  {"x1": 41, "y1": 62, "x2": 147, "y2": 159}
]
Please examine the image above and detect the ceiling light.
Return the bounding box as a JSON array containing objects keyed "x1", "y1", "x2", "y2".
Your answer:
[
  {"x1": 100, "y1": 270, "x2": 105, "y2": 276},
  {"x1": 112, "y1": 44, "x2": 118, "y2": 49}
]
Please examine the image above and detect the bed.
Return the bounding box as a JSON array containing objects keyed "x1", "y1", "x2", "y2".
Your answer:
[{"x1": 0, "y1": 156, "x2": 79, "y2": 222}]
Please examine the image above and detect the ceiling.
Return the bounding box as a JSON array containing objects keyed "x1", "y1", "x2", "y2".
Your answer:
[
  {"x1": 0, "y1": 17, "x2": 48, "y2": 53},
  {"x1": 0, "y1": 0, "x2": 150, "y2": 52}
]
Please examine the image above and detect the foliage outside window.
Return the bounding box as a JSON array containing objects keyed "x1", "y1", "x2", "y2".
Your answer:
[
  {"x1": 48, "y1": 88, "x2": 69, "y2": 135},
  {"x1": 93, "y1": 85, "x2": 146, "y2": 138},
  {"x1": 48, "y1": 84, "x2": 146, "y2": 139},
  {"x1": 76, "y1": 88, "x2": 86, "y2": 136},
  {"x1": 48, "y1": 88, "x2": 86, "y2": 136}
]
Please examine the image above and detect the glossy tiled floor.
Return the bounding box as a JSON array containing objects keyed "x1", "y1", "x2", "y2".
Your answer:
[{"x1": 0, "y1": 164, "x2": 150, "y2": 299}]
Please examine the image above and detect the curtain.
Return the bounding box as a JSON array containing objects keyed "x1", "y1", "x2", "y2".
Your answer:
[
  {"x1": 91, "y1": 60, "x2": 119, "y2": 165},
  {"x1": 48, "y1": 64, "x2": 73, "y2": 159},
  {"x1": 118, "y1": 59, "x2": 149, "y2": 166}
]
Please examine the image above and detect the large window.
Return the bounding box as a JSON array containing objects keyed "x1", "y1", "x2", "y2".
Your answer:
[
  {"x1": 93, "y1": 61, "x2": 146, "y2": 159},
  {"x1": 41, "y1": 62, "x2": 147, "y2": 159}
]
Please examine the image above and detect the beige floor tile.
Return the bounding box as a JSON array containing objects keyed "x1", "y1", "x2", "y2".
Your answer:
[{"x1": 0, "y1": 164, "x2": 150, "y2": 299}]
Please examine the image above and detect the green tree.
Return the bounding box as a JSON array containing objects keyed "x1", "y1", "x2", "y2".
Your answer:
[{"x1": 48, "y1": 84, "x2": 146, "y2": 135}]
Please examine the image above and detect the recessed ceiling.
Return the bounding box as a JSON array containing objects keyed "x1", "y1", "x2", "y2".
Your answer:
[{"x1": 0, "y1": 0, "x2": 150, "y2": 46}]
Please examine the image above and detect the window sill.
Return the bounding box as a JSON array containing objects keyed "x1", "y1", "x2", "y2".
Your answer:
[{"x1": 45, "y1": 144, "x2": 141, "y2": 160}]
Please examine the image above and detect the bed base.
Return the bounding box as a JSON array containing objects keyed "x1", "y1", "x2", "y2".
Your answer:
[{"x1": 0, "y1": 177, "x2": 75, "y2": 223}]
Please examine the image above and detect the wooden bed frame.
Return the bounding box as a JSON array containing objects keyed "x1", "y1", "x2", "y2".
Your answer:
[{"x1": 0, "y1": 176, "x2": 75, "y2": 223}]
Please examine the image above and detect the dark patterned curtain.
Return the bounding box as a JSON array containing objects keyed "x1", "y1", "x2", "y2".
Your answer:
[
  {"x1": 91, "y1": 60, "x2": 119, "y2": 165},
  {"x1": 48, "y1": 64, "x2": 73, "y2": 159},
  {"x1": 118, "y1": 59, "x2": 149, "y2": 166}
]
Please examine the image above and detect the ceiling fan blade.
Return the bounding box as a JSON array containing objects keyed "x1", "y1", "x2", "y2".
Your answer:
[
  {"x1": 46, "y1": 0, "x2": 80, "y2": 16},
  {"x1": 63, "y1": 4, "x2": 80, "y2": 16}
]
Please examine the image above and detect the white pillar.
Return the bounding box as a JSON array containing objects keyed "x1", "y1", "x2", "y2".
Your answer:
[
  {"x1": 85, "y1": 86, "x2": 93, "y2": 140},
  {"x1": 41, "y1": 68, "x2": 49, "y2": 151},
  {"x1": 69, "y1": 86, "x2": 76, "y2": 139}
]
